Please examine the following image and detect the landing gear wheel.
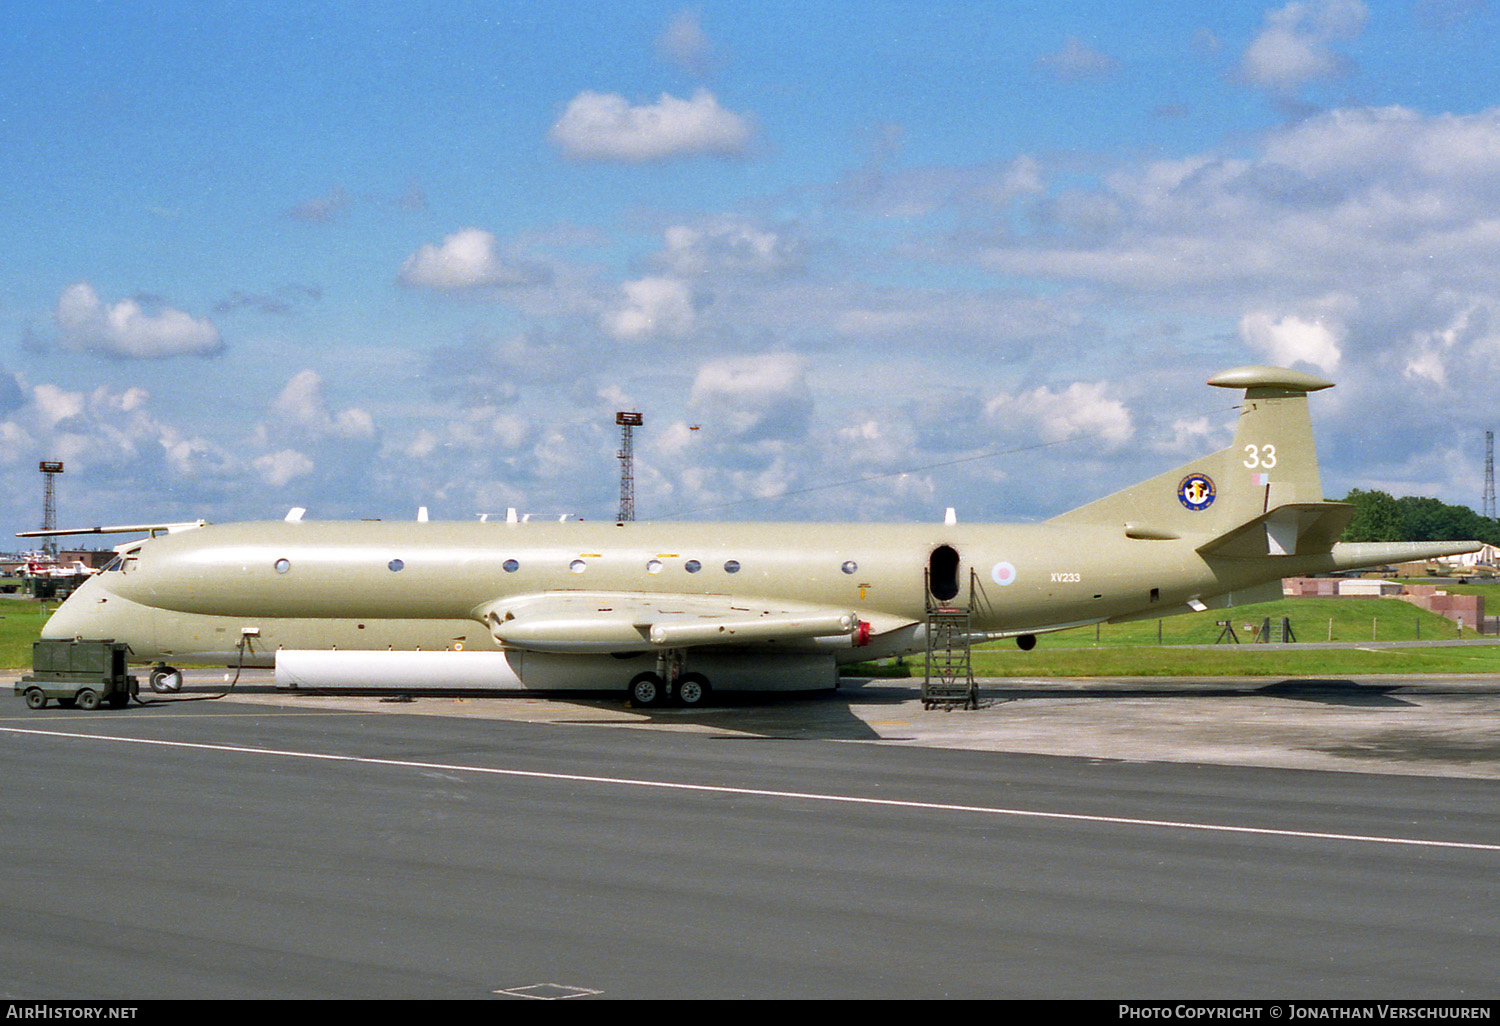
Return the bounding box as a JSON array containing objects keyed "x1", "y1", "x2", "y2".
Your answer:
[
  {"x1": 149, "y1": 666, "x2": 183, "y2": 693},
  {"x1": 628, "y1": 672, "x2": 665, "y2": 707},
  {"x1": 75, "y1": 688, "x2": 100, "y2": 712},
  {"x1": 24, "y1": 688, "x2": 45, "y2": 710},
  {"x1": 676, "y1": 673, "x2": 710, "y2": 707}
]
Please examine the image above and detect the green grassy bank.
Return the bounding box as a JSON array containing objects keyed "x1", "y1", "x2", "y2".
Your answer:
[
  {"x1": 0, "y1": 596, "x2": 54, "y2": 670},
  {"x1": 854, "y1": 595, "x2": 1500, "y2": 679}
]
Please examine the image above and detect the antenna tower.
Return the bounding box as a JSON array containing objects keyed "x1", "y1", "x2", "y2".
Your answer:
[
  {"x1": 39, "y1": 461, "x2": 63, "y2": 559},
  {"x1": 1487, "y1": 431, "x2": 1496, "y2": 521},
  {"x1": 616, "y1": 411, "x2": 642, "y2": 522}
]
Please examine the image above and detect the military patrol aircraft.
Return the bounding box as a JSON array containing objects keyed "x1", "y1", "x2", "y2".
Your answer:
[{"x1": 27, "y1": 366, "x2": 1480, "y2": 705}]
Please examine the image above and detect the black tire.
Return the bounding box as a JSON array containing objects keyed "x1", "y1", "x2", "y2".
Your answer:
[
  {"x1": 24, "y1": 688, "x2": 45, "y2": 710},
  {"x1": 628, "y1": 672, "x2": 664, "y2": 707},
  {"x1": 676, "y1": 672, "x2": 711, "y2": 707},
  {"x1": 149, "y1": 667, "x2": 182, "y2": 693},
  {"x1": 107, "y1": 691, "x2": 130, "y2": 709},
  {"x1": 75, "y1": 689, "x2": 100, "y2": 712}
]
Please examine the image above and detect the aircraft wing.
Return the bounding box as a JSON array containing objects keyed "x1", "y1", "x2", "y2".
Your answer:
[{"x1": 473, "y1": 591, "x2": 896, "y2": 654}]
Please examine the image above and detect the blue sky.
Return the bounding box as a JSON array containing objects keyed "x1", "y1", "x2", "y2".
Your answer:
[{"x1": 4, "y1": 0, "x2": 1500, "y2": 540}]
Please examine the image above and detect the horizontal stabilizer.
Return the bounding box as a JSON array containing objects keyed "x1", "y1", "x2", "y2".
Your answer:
[{"x1": 1197, "y1": 503, "x2": 1354, "y2": 558}]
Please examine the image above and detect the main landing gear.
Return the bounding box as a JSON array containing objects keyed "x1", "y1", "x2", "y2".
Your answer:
[{"x1": 627, "y1": 650, "x2": 711, "y2": 708}]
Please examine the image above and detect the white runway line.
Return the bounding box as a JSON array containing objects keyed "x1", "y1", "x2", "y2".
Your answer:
[{"x1": 4, "y1": 724, "x2": 1498, "y2": 854}]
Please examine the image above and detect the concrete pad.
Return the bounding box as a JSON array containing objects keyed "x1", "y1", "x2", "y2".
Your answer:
[{"x1": 38, "y1": 667, "x2": 1493, "y2": 781}]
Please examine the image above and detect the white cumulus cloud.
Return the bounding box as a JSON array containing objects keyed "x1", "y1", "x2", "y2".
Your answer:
[
  {"x1": 1238, "y1": 312, "x2": 1343, "y2": 372},
  {"x1": 54, "y1": 282, "x2": 222, "y2": 359},
  {"x1": 270, "y1": 370, "x2": 376, "y2": 440},
  {"x1": 252, "y1": 449, "x2": 315, "y2": 487},
  {"x1": 657, "y1": 218, "x2": 804, "y2": 277},
  {"x1": 31, "y1": 384, "x2": 87, "y2": 428},
  {"x1": 1239, "y1": 0, "x2": 1367, "y2": 96},
  {"x1": 601, "y1": 277, "x2": 697, "y2": 339},
  {"x1": 984, "y1": 382, "x2": 1134, "y2": 447},
  {"x1": 688, "y1": 354, "x2": 811, "y2": 442},
  {"x1": 549, "y1": 89, "x2": 753, "y2": 162},
  {"x1": 398, "y1": 228, "x2": 551, "y2": 291}
]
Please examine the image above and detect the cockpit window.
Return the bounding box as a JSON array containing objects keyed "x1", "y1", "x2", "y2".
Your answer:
[{"x1": 103, "y1": 557, "x2": 123, "y2": 573}]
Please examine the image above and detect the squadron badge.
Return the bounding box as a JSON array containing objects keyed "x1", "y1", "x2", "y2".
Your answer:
[{"x1": 1177, "y1": 473, "x2": 1216, "y2": 511}]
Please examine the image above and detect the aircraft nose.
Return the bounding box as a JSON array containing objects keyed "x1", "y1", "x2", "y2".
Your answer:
[
  {"x1": 40, "y1": 576, "x2": 129, "y2": 643},
  {"x1": 40, "y1": 582, "x2": 100, "y2": 640},
  {"x1": 40, "y1": 603, "x2": 83, "y2": 641}
]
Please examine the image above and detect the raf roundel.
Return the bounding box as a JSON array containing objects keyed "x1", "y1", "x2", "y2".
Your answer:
[
  {"x1": 991, "y1": 561, "x2": 1017, "y2": 587},
  {"x1": 1177, "y1": 473, "x2": 1216, "y2": 511}
]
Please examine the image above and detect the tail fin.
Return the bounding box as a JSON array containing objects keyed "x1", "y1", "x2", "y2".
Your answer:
[{"x1": 1049, "y1": 366, "x2": 1348, "y2": 552}]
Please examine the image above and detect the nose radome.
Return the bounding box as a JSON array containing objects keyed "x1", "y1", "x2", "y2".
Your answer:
[{"x1": 40, "y1": 577, "x2": 126, "y2": 643}]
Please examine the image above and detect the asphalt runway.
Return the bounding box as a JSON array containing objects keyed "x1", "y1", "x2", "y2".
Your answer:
[{"x1": 2, "y1": 672, "x2": 1498, "y2": 999}]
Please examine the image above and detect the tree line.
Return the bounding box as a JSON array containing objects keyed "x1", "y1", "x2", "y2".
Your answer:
[{"x1": 1338, "y1": 489, "x2": 1500, "y2": 547}]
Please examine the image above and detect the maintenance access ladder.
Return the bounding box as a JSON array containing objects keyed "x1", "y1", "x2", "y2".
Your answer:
[{"x1": 923, "y1": 569, "x2": 978, "y2": 710}]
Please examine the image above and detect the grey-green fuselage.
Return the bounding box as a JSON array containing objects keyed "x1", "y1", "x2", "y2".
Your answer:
[{"x1": 44, "y1": 516, "x2": 1344, "y2": 668}]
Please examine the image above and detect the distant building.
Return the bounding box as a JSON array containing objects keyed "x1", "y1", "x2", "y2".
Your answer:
[
  {"x1": 1336, "y1": 579, "x2": 1404, "y2": 597},
  {"x1": 62, "y1": 549, "x2": 115, "y2": 570},
  {"x1": 1282, "y1": 576, "x2": 1482, "y2": 629}
]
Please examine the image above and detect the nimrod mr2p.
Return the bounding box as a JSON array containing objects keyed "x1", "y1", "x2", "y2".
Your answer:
[{"x1": 30, "y1": 367, "x2": 1479, "y2": 704}]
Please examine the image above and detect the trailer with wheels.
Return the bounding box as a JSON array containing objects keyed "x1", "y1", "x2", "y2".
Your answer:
[{"x1": 16, "y1": 639, "x2": 138, "y2": 711}]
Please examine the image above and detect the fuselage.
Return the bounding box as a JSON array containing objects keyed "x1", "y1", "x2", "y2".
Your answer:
[{"x1": 43, "y1": 516, "x2": 1319, "y2": 666}]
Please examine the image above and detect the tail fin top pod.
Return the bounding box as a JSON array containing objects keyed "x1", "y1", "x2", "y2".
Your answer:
[{"x1": 1048, "y1": 365, "x2": 1337, "y2": 544}]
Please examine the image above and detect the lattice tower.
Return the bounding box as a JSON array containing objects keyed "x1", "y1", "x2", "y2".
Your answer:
[
  {"x1": 1486, "y1": 431, "x2": 1496, "y2": 521},
  {"x1": 616, "y1": 412, "x2": 642, "y2": 522},
  {"x1": 39, "y1": 461, "x2": 63, "y2": 558}
]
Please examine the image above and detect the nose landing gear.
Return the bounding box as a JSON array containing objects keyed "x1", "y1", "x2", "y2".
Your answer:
[{"x1": 148, "y1": 665, "x2": 183, "y2": 693}]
